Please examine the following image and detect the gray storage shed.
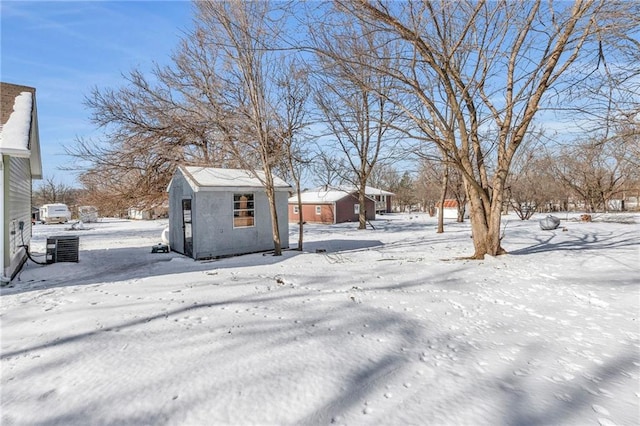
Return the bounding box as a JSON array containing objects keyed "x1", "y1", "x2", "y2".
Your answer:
[{"x1": 167, "y1": 166, "x2": 291, "y2": 259}]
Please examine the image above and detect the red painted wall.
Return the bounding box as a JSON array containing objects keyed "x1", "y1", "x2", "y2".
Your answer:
[
  {"x1": 289, "y1": 204, "x2": 335, "y2": 224},
  {"x1": 288, "y1": 193, "x2": 376, "y2": 224},
  {"x1": 335, "y1": 195, "x2": 375, "y2": 223}
]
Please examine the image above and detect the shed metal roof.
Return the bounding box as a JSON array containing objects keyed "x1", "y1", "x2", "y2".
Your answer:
[{"x1": 175, "y1": 166, "x2": 291, "y2": 192}]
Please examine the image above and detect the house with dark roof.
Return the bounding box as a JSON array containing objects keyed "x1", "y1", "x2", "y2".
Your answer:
[
  {"x1": 167, "y1": 166, "x2": 290, "y2": 259},
  {"x1": 0, "y1": 82, "x2": 42, "y2": 282}
]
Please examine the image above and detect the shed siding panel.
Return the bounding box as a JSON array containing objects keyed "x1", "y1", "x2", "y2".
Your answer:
[{"x1": 194, "y1": 190, "x2": 284, "y2": 259}]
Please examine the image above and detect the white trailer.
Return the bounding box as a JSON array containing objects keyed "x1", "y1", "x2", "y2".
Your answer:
[{"x1": 39, "y1": 203, "x2": 71, "y2": 224}]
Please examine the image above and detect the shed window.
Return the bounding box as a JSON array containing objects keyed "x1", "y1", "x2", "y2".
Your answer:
[
  {"x1": 234, "y1": 193, "x2": 255, "y2": 228},
  {"x1": 354, "y1": 204, "x2": 360, "y2": 214},
  {"x1": 315, "y1": 206, "x2": 321, "y2": 215},
  {"x1": 293, "y1": 205, "x2": 299, "y2": 214}
]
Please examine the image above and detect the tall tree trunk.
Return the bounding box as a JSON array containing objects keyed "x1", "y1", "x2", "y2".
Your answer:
[
  {"x1": 266, "y1": 189, "x2": 282, "y2": 256},
  {"x1": 456, "y1": 196, "x2": 466, "y2": 223},
  {"x1": 296, "y1": 186, "x2": 304, "y2": 251},
  {"x1": 358, "y1": 184, "x2": 367, "y2": 230},
  {"x1": 263, "y1": 169, "x2": 282, "y2": 256},
  {"x1": 465, "y1": 179, "x2": 507, "y2": 259},
  {"x1": 437, "y1": 165, "x2": 448, "y2": 234}
]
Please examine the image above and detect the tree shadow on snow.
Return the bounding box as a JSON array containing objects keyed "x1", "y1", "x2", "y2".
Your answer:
[
  {"x1": 0, "y1": 286, "x2": 436, "y2": 425},
  {"x1": 497, "y1": 351, "x2": 638, "y2": 425},
  {"x1": 300, "y1": 239, "x2": 383, "y2": 253},
  {"x1": 4, "y1": 265, "x2": 636, "y2": 425},
  {"x1": 509, "y1": 229, "x2": 640, "y2": 256},
  {"x1": 2, "y1": 238, "x2": 388, "y2": 296}
]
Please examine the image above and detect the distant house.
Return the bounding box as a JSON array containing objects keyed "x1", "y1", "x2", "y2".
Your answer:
[
  {"x1": 608, "y1": 197, "x2": 639, "y2": 212},
  {"x1": 625, "y1": 197, "x2": 639, "y2": 211},
  {"x1": 167, "y1": 166, "x2": 290, "y2": 259},
  {"x1": 328, "y1": 185, "x2": 394, "y2": 214},
  {"x1": 0, "y1": 82, "x2": 42, "y2": 282},
  {"x1": 436, "y1": 199, "x2": 468, "y2": 220},
  {"x1": 363, "y1": 186, "x2": 394, "y2": 214},
  {"x1": 127, "y1": 203, "x2": 168, "y2": 220},
  {"x1": 288, "y1": 187, "x2": 376, "y2": 225},
  {"x1": 127, "y1": 207, "x2": 152, "y2": 220}
]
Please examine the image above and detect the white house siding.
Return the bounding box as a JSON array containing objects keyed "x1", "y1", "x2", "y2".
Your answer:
[
  {"x1": 4, "y1": 156, "x2": 31, "y2": 278},
  {"x1": 437, "y1": 207, "x2": 459, "y2": 219}
]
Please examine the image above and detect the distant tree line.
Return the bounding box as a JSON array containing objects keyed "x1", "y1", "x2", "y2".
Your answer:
[{"x1": 376, "y1": 133, "x2": 639, "y2": 219}]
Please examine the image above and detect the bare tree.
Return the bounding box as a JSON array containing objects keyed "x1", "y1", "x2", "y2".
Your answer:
[
  {"x1": 415, "y1": 160, "x2": 441, "y2": 215},
  {"x1": 417, "y1": 155, "x2": 467, "y2": 230},
  {"x1": 551, "y1": 138, "x2": 634, "y2": 212},
  {"x1": 65, "y1": 66, "x2": 228, "y2": 213},
  {"x1": 311, "y1": 17, "x2": 401, "y2": 229},
  {"x1": 334, "y1": 0, "x2": 639, "y2": 258},
  {"x1": 368, "y1": 163, "x2": 400, "y2": 192},
  {"x1": 274, "y1": 61, "x2": 312, "y2": 251},
  {"x1": 507, "y1": 149, "x2": 553, "y2": 220},
  {"x1": 190, "y1": 1, "x2": 300, "y2": 255},
  {"x1": 310, "y1": 153, "x2": 343, "y2": 188},
  {"x1": 75, "y1": 171, "x2": 131, "y2": 217},
  {"x1": 33, "y1": 176, "x2": 74, "y2": 206},
  {"x1": 448, "y1": 167, "x2": 468, "y2": 223},
  {"x1": 392, "y1": 171, "x2": 418, "y2": 213},
  {"x1": 69, "y1": 1, "x2": 307, "y2": 256}
]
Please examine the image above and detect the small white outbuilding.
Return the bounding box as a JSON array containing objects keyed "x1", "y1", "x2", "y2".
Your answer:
[{"x1": 167, "y1": 166, "x2": 291, "y2": 260}]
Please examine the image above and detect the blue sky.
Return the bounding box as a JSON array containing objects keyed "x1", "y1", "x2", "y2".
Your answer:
[{"x1": 1, "y1": 0, "x2": 194, "y2": 187}]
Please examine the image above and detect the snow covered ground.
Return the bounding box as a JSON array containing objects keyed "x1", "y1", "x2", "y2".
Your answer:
[{"x1": 1, "y1": 213, "x2": 639, "y2": 425}]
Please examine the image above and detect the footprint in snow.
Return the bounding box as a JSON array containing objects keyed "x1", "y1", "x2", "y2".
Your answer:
[
  {"x1": 598, "y1": 388, "x2": 614, "y2": 398},
  {"x1": 582, "y1": 384, "x2": 614, "y2": 397},
  {"x1": 582, "y1": 372, "x2": 602, "y2": 384},
  {"x1": 592, "y1": 405, "x2": 610, "y2": 416},
  {"x1": 539, "y1": 273, "x2": 558, "y2": 280},
  {"x1": 554, "y1": 393, "x2": 573, "y2": 402},
  {"x1": 544, "y1": 373, "x2": 575, "y2": 383}
]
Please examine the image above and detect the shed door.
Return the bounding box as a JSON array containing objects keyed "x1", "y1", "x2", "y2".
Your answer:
[{"x1": 182, "y1": 199, "x2": 193, "y2": 258}]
